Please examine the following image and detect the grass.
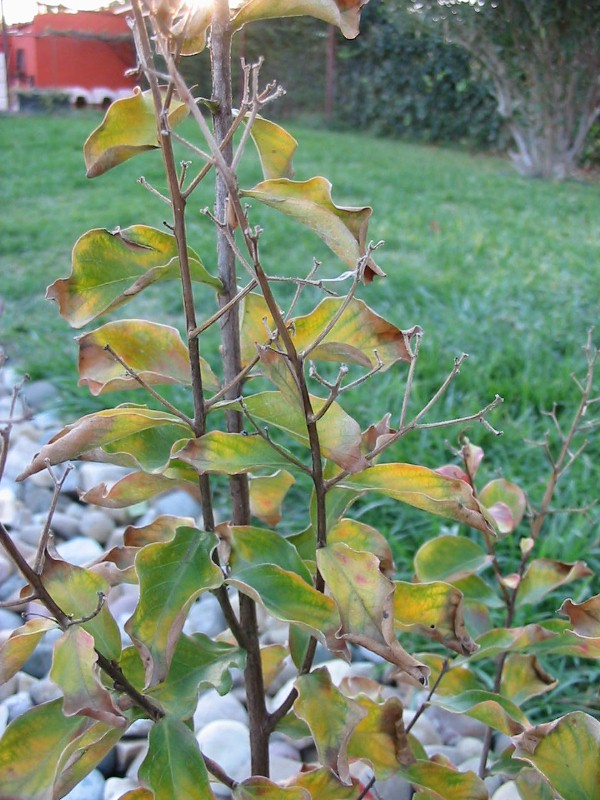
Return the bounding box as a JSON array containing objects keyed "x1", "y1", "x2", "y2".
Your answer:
[{"x1": 0, "y1": 111, "x2": 599, "y2": 717}]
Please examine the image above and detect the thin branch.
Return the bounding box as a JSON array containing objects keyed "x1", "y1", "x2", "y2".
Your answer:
[
  {"x1": 206, "y1": 355, "x2": 260, "y2": 409},
  {"x1": 137, "y1": 176, "x2": 171, "y2": 205},
  {"x1": 189, "y1": 279, "x2": 257, "y2": 338},
  {"x1": 170, "y1": 129, "x2": 213, "y2": 161},
  {"x1": 239, "y1": 398, "x2": 311, "y2": 475},
  {"x1": 33, "y1": 462, "x2": 73, "y2": 573},
  {"x1": 103, "y1": 345, "x2": 194, "y2": 428},
  {"x1": 285, "y1": 259, "x2": 322, "y2": 320},
  {"x1": 310, "y1": 364, "x2": 348, "y2": 422},
  {"x1": 415, "y1": 394, "x2": 504, "y2": 434},
  {"x1": 399, "y1": 332, "x2": 422, "y2": 429},
  {"x1": 405, "y1": 658, "x2": 450, "y2": 735},
  {"x1": 413, "y1": 353, "x2": 469, "y2": 424},
  {"x1": 68, "y1": 591, "x2": 105, "y2": 625}
]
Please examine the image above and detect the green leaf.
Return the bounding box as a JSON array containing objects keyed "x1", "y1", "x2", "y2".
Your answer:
[
  {"x1": 41, "y1": 554, "x2": 122, "y2": 660},
  {"x1": 0, "y1": 618, "x2": 57, "y2": 683},
  {"x1": 328, "y1": 517, "x2": 395, "y2": 576},
  {"x1": 51, "y1": 627, "x2": 126, "y2": 727},
  {"x1": 347, "y1": 694, "x2": 413, "y2": 779},
  {"x1": 500, "y1": 654, "x2": 557, "y2": 705},
  {"x1": 244, "y1": 114, "x2": 298, "y2": 180},
  {"x1": 513, "y1": 712, "x2": 600, "y2": 800},
  {"x1": 223, "y1": 524, "x2": 313, "y2": 583},
  {"x1": 234, "y1": 777, "x2": 309, "y2": 799},
  {"x1": 414, "y1": 535, "x2": 492, "y2": 583},
  {"x1": 149, "y1": 633, "x2": 246, "y2": 719},
  {"x1": 478, "y1": 478, "x2": 526, "y2": 535},
  {"x1": 291, "y1": 296, "x2": 418, "y2": 368},
  {"x1": 176, "y1": 430, "x2": 300, "y2": 474},
  {"x1": 47, "y1": 225, "x2": 221, "y2": 328},
  {"x1": 559, "y1": 593, "x2": 600, "y2": 637},
  {"x1": 249, "y1": 470, "x2": 296, "y2": 526},
  {"x1": 55, "y1": 719, "x2": 127, "y2": 798},
  {"x1": 515, "y1": 767, "x2": 557, "y2": 800},
  {"x1": 0, "y1": 699, "x2": 89, "y2": 800},
  {"x1": 464, "y1": 624, "x2": 557, "y2": 663},
  {"x1": 338, "y1": 465, "x2": 494, "y2": 534},
  {"x1": 393, "y1": 581, "x2": 477, "y2": 656},
  {"x1": 17, "y1": 406, "x2": 193, "y2": 479},
  {"x1": 431, "y1": 689, "x2": 529, "y2": 736},
  {"x1": 224, "y1": 392, "x2": 369, "y2": 473},
  {"x1": 317, "y1": 543, "x2": 429, "y2": 684},
  {"x1": 516, "y1": 558, "x2": 592, "y2": 606},
  {"x1": 417, "y1": 654, "x2": 483, "y2": 697},
  {"x1": 126, "y1": 527, "x2": 223, "y2": 686},
  {"x1": 138, "y1": 717, "x2": 215, "y2": 799},
  {"x1": 231, "y1": 0, "x2": 369, "y2": 39},
  {"x1": 80, "y1": 467, "x2": 197, "y2": 509},
  {"x1": 294, "y1": 667, "x2": 366, "y2": 784},
  {"x1": 398, "y1": 759, "x2": 488, "y2": 799},
  {"x1": 84, "y1": 88, "x2": 188, "y2": 178},
  {"x1": 239, "y1": 177, "x2": 384, "y2": 282},
  {"x1": 283, "y1": 766, "x2": 359, "y2": 798},
  {"x1": 77, "y1": 319, "x2": 219, "y2": 395},
  {"x1": 452, "y1": 575, "x2": 504, "y2": 609},
  {"x1": 261, "y1": 643, "x2": 288, "y2": 688}
]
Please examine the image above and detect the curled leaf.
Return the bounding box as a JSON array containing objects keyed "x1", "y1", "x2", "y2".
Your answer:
[
  {"x1": 242, "y1": 113, "x2": 298, "y2": 179},
  {"x1": 517, "y1": 558, "x2": 592, "y2": 606},
  {"x1": 347, "y1": 694, "x2": 414, "y2": 779},
  {"x1": 500, "y1": 654, "x2": 558, "y2": 705},
  {"x1": 479, "y1": 478, "x2": 526, "y2": 535},
  {"x1": 231, "y1": 0, "x2": 369, "y2": 39},
  {"x1": 559, "y1": 594, "x2": 600, "y2": 637},
  {"x1": 0, "y1": 618, "x2": 57, "y2": 683},
  {"x1": 84, "y1": 88, "x2": 188, "y2": 178},
  {"x1": 80, "y1": 466, "x2": 197, "y2": 509}
]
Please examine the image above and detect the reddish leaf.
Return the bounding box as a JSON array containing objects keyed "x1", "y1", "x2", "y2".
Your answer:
[
  {"x1": 559, "y1": 594, "x2": 600, "y2": 637},
  {"x1": 479, "y1": 478, "x2": 526, "y2": 535}
]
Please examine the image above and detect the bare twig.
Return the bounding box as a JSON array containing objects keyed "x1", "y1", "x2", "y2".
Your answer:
[
  {"x1": 33, "y1": 462, "x2": 73, "y2": 573},
  {"x1": 137, "y1": 176, "x2": 171, "y2": 205},
  {"x1": 189, "y1": 279, "x2": 257, "y2": 339}
]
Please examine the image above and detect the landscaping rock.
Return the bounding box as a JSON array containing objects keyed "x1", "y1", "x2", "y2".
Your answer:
[
  {"x1": 196, "y1": 720, "x2": 251, "y2": 782},
  {"x1": 492, "y1": 781, "x2": 521, "y2": 800},
  {"x1": 62, "y1": 768, "x2": 105, "y2": 800},
  {"x1": 55, "y1": 535, "x2": 104, "y2": 566},
  {"x1": 193, "y1": 688, "x2": 249, "y2": 729},
  {"x1": 3, "y1": 690, "x2": 33, "y2": 722},
  {"x1": 79, "y1": 509, "x2": 116, "y2": 544}
]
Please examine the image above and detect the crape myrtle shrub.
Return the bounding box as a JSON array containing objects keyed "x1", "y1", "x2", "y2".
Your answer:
[{"x1": 336, "y1": 0, "x2": 504, "y2": 148}]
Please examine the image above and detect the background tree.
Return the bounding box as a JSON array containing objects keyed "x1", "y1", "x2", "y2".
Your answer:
[{"x1": 408, "y1": 0, "x2": 600, "y2": 178}]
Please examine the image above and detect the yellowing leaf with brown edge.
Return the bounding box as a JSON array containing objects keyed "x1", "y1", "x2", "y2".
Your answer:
[
  {"x1": 244, "y1": 114, "x2": 298, "y2": 180},
  {"x1": 430, "y1": 689, "x2": 529, "y2": 736},
  {"x1": 240, "y1": 292, "x2": 276, "y2": 366},
  {"x1": 291, "y1": 296, "x2": 419, "y2": 368},
  {"x1": 317, "y1": 543, "x2": 429, "y2": 685},
  {"x1": 126, "y1": 527, "x2": 223, "y2": 687},
  {"x1": 517, "y1": 558, "x2": 592, "y2": 607},
  {"x1": 123, "y1": 515, "x2": 195, "y2": 548},
  {"x1": 283, "y1": 766, "x2": 359, "y2": 799},
  {"x1": 294, "y1": 667, "x2": 367, "y2": 784},
  {"x1": 0, "y1": 618, "x2": 57, "y2": 683},
  {"x1": 175, "y1": 430, "x2": 300, "y2": 474},
  {"x1": 0, "y1": 699, "x2": 90, "y2": 800},
  {"x1": 17, "y1": 406, "x2": 192, "y2": 480},
  {"x1": 347, "y1": 694, "x2": 414, "y2": 779},
  {"x1": 233, "y1": 777, "x2": 309, "y2": 800},
  {"x1": 260, "y1": 643, "x2": 288, "y2": 688},
  {"x1": 47, "y1": 225, "x2": 221, "y2": 329},
  {"x1": 478, "y1": 478, "x2": 526, "y2": 535},
  {"x1": 393, "y1": 581, "x2": 477, "y2": 656},
  {"x1": 50, "y1": 627, "x2": 126, "y2": 728},
  {"x1": 240, "y1": 177, "x2": 384, "y2": 282},
  {"x1": 398, "y1": 759, "x2": 488, "y2": 800},
  {"x1": 249, "y1": 470, "x2": 296, "y2": 526},
  {"x1": 84, "y1": 88, "x2": 188, "y2": 178},
  {"x1": 463, "y1": 624, "x2": 559, "y2": 665},
  {"x1": 513, "y1": 711, "x2": 600, "y2": 800},
  {"x1": 338, "y1": 465, "x2": 494, "y2": 534},
  {"x1": 80, "y1": 466, "x2": 197, "y2": 509},
  {"x1": 231, "y1": 0, "x2": 369, "y2": 39},
  {"x1": 118, "y1": 791, "x2": 154, "y2": 800},
  {"x1": 559, "y1": 593, "x2": 600, "y2": 637},
  {"x1": 500, "y1": 654, "x2": 557, "y2": 705},
  {"x1": 414, "y1": 535, "x2": 492, "y2": 583},
  {"x1": 515, "y1": 768, "x2": 555, "y2": 800},
  {"x1": 328, "y1": 517, "x2": 395, "y2": 577},
  {"x1": 77, "y1": 319, "x2": 219, "y2": 395}
]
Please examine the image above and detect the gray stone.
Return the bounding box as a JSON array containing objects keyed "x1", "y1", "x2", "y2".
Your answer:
[
  {"x1": 21, "y1": 484, "x2": 55, "y2": 515},
  {"x1": 96, "y1": 746, "x2": 117, "y2": 779},
  {"x1": 104, "y1": 777, "x2": 139, "y2": 800},
  {"x1": 458, "y1": 755, "x2": 484, "y2": 775},
  {"x1": 0, "y1": 551, "x2": 14, "y2": 584},
  {"x1": 62, "y1": 769, "x2": 105, "y2": 800},
  {"x1": 15, "y1": 523, "x2": 45, "y2": 547},
  {"x1": 429, "y1": 702, "x2": 488, "y2": 743},
  {"x1": 424, "y1": 743, "x2": 462, "y2": 763},
  {"x1": 79, "y1": 509, "x2": 116, "y2": 544},
  {"x1": 16, "y1": 671, "x2": 37, "y2": 693},
  {"x1": 21, "y1": 380, "x2": 61, "y2": 411},
  {"x1": 193, "y1": 688, "x2": 249, "y2": 730},
  {"x1": 153, "y1": 489, "x2": 202, "y2": 519},
  {"x1": 3, "y1": 436, "x2": 40, "y2": 481},
  {"x1": 485, "y1": 773, "x2": 504, "y2": 796},
  {"x1": 0, "y1": 608, "x2": 22, "y2": 630},
  {"x1": 0, "y1": 704, "x2": 8, "y2": 738},
  {"x1": 56, "y1": 536, "x2": 104, "y2": 566},
  {"x1": 492, "y1": 781, "x2": 521, "y2": 800},
  {"x1": 116, "y1": 739, "x2": 148, "y2": 774},
  {"x1": 269, "y1": 755, "x2": 302, "y2": 783},
  {"x1": 0, "y1": 674, "x2": 19, "y2": 703},
  {"x1": 4, "y1": 690, "x2": 33, "y2": 722},
  {"x1": 374, "y1": 773, "x2": 414, "y2": 800},
  {"x1": 196, "y1": 720, "x2": 251, "y2": 782},
  {"x1": 403, "y1": 710, "x2": 442, "y2": 746},
  {"x1": 30, "y1": 677, "x2": 62, "y2": 705},
  {"x1": 184, "y1": 593, "x2": 226, "y2": 638},
  {"x1": 455, "y1": 735, "x2": 485, "y2": 762},
  {"x1": 48, "y1": 510, "x2": 82, "y2": 540},
  {"x1": 22, "y1": 627, "x2": 62, "y2": 678},
  {"x1": 0, "y1": 572, "x2": 27, "y2": 602},
  {"x1": 0, "y1": 486, "x2": 18, "y2": 526},
  {"x1": 79, "y1": 463, "x2": 131, "y2": 494},
  {"x1": 124, "y1": 718, "x2": 153, "y2": 738}
]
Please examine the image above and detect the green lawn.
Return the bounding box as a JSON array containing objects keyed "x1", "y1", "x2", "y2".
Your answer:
[{"x1": 1, "y1": 112, "x2": 599, "y2": 564}]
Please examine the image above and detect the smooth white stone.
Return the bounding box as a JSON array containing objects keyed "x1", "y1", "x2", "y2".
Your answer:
[
  {"x1": 492, "y1": 781, "x2": 521, "y2": 800},
  {"x1": 269, "y1": 755, "x2": 302, "y2": 783},
  {"x1": 184, "y1": 593, "x2": 226, "y2": 638},
  {"x1": 78, "y1": 463, "x2": 132, "y2": 493},
  {"x1": 0, "y1": 486, "x2": 18, "y2": 526},
  {"x1": 55, "y1": 536, "x2": 104, "y2": 566},
  {"x1": 104, "y1": 777, "x2": 139, "y2": 800},
  {"x1": 193, "y1": 688, "x2": 249, "y2": 730},
  {"x1": 428, "y1": 701, "x2": 488, "y2": 743},
  {"x1": 402, "y1": 710, "x2": 442, "y2": 746},
  {"x1": 455, "y1": 735, "x2": 485, "y2": 762},
  {"x1": 424, "y1": 743, "x2": 462, "y2": 763},
  {"x1": 79, "y1": 509, "x2": 116, "y2": 544},
  {"x1": 196, "y1": 720, "x2": 251, "y2": 782}
]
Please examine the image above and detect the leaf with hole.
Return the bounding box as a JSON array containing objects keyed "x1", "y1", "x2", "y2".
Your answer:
[
  {"x1": 77, "y1": 319, "x2": 218, "y2": 395},
  {"x1": 317, "y1": 543, "x2": 429, "y2": 683},
  {"x1": 138, "y1": 716, "x2": 215, "y2": 799},
  {"x1": 517, "y1": 558, "x2": 592, "y2": 606},
  {"x1": 126, "y1": 526, "x2": 223, "y2": 686},
  {"x1": 294, "y1": 667, "x2": 366, "y2": 784},
  {"x1": 240, "y1": 177, "x2": 384, "y2": 281},
  {"x1": 513, "y1": 711, "x2": 600, "y2": 800},
  {"x1": 338, "y1": 465, "x2": 494, "y2": 534},
  {"x1": 50, "y1": 627, "x2": 125, "y2": 727},
  {"x1": 83, "y1": 88, "x2": 188, "y2": 177},
  {"x1": 47, "y1": 225, "x2": 221, "y2": 328},
  {"x1": 17, "y1": 406, "x2": 193, "y2": 480},
  {"x1": 393, "y1": 581, "x2": 477, "y2": 655},
  {"x1": 231, "y1": 0, "x2": 370, "y2": 39}
]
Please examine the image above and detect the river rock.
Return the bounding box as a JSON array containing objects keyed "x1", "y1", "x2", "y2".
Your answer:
[
  {"x1": 492, "y1": 781, "x2": 521, "y2": 800},
  {"x1": 48, "y1": 510, "x2": 83, "y2": 540},
  {"x1": 55, "y1": 536, "x2": 104, "y2": 566},
  {"x1": 197, "y1": 720, "x2": 251, "y2": 782},
  {"x1": 184, "y1": 593, "x2": 226, "y2": 638},
  {"x1": 62, "y1": 768, "x2": 105, "y2": 800},
  {"x1": 104, "y1": 777, "x2": 139, "y2": 800},
  {"x1": 194, "y1": 688, "x2": 249, "y2": 729},
  {"x1": 402, "y1": 710, "x2": 442, "y2": 746},
  {"x1": 30, "y1": 676, "x2": 62, "y2": 705},
  {"x1": 0, "y1": 608, "x2": 22, "y2": 630},
  {"x1": 3, "y1": 690, "x2": 33, "y2": 721},
  {"x1": 79, "y1": 509, "x2": 116, "y2": 544},
  {"x1": 153, "y1": 489, "x2": 202, "y2": 520}
]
